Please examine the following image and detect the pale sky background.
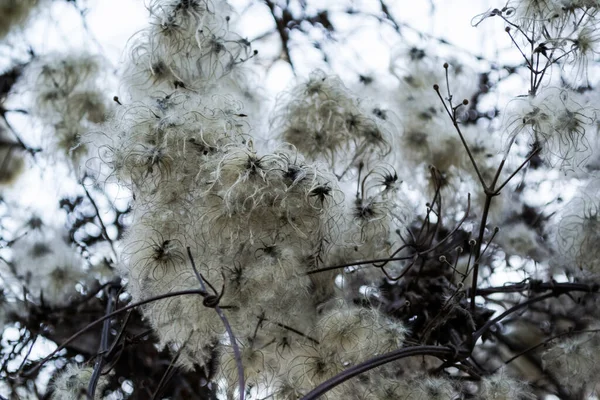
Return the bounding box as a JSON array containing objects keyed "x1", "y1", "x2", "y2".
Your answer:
[{"x1": 7, "y1": 0, "x2": 513, "y2": 91}]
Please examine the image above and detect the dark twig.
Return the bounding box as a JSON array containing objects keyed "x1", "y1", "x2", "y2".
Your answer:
[
  {"x1": 15, "y1": 334, "x2": 38, "y2": 376},
  {"x1": 104, "y1": 310, "x2": 132, "y2": 360},
  {"x1": 493, "y1": 147, "x2": 541, "y2": 194},
  {"x1": 151, "y1": 343, "x2": 185, "y2": 400},
  {"x1": 21, "y1": 289, "x2": 205, "y2": 377},
  {"x1": 378, "y1": 0, "x2": 401, "y2": 33},
  {"x1": 434, "y1": 84, "x2": 487, "y2": 190},
  {"x1": 262, "y1": 316, "x2": 319, "y2": 345},
  {"x1": 502, "y1": 328, "x2": 600, "y2": 368},
  {"x1": 264, "y1": 0, "x2": 296, "y2": 73},
  {"x1": 0, "y1": 111, "x2": 41, "y2": 156},
  {"x1": 301, "y1": 345, "x2": 463, "y2": 400},
  {"x1": 87, "y1": 283, "x2": 119, "y2": 399},
  {"x1": 473, "y1": 280, "x2": 599, "y2": 296},
  {"x1": 473, "y1": 292, "x2": 555, "y2": 342},
  {"x1": 81, "y1": 180, "x2": 117, "y2": 260},
  {"x1": 187, "y1": 247, "x2": 245, "y2": 400},
  {"x1": 467, "y1": 193, "x2": 492, "y2": 316},
  {"x1": 307, "y1": 194, "x2": 470, "y2": 277}
]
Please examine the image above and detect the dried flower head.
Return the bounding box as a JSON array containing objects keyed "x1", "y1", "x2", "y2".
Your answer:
[
  {"x1": 315, "y1": 299, "x2": 406, "y2": 364},
  {"x1": 11, "y1": 232, "x2": 88, "y2": 306},
  {"x1": 124, "y1": 0, "x2": 252, "y2": 97},
  {"x1": 555, "y1": 179, "x2": 600, "y2": 275},
  {"x1": 273, "y1": 70, "x2": 393, "y2": 173},
  {"x1": 505, "y1": 89, "x2": 595, "y2": 170},
  {"x1": 478, "y1": 369, "x2": 536, "y2": 400},
  {"x1": 22, "y1": 53, "x2": 109, "y2": 163},
  {"x1": 542, "y1": 331, "x2": 600, "y2": 395}
]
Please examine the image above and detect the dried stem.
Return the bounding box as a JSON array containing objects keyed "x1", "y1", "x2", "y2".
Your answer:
[
  {"x1": 301, "y1": 345, "x2": 464, "y2": 400},
  {"x1": 502, "y1": 328, "x2": 600, "y2": 368},
  {"x1": 81, "y1": 180, "x2": 118, "y2": 261},
  {"x1": 187, "y1": 247, "x2": 245, "y2": 400},
  {"x1": 473, "y1": 292, "x2": 555, "y2": 342},
  {"x1": 87, "y1": 284, "x2": 119, "y2": 399},
  {"x1": 21, "y1": 289, "x2": 205, "y2": 378}
]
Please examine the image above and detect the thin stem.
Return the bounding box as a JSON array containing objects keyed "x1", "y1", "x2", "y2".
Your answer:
[
  {"x1": 151, "y1": 345, "x2": 184, "y2": 400},
  {"x1": 262, "y1": 317, "x2": 319, "y2": 345},
  {"x1": 469, "y1": 194, "x2": 492, "y2": 315},
  {"x1": 498, "y1": 15, "x2": 532, "y2": 42},
  {"x1": 15, "y1": 335, "x2": 38, "y2": 376},
  {"x1": 434, "y1": 85, "x2": 487, "y2": 189},
  {"x1": 264, "y1": 0, "x2": 296, "y2": 74},
  {"x1": 301, "y1": 346, "x2": 460, "y2": 400},
  {"x1": 502, "y1": 328, "x2": 600, "y2": 368},
  {"x1": 474, "y1": 227, "x2": 499, "y2": 264},
  {"x1": 469, "y1": 144, "x2": 506, "y2": 315},
  {"x1": 71, "y1": 0, "x2": 107, "y2": 55},
  {"x1": 87, "y1": 284, "x2": 118, "y2": 399},
  {"x1": 530, "y1": 27, "x2": 535, "y2": 93},
  {"x1": 444, "y1": 64, "x2": 453, "y2": 107},
  {"x1": 81, "y1": 181, "x2": 118, "y2": 261},
  {"x1": 0, "y1": 112, "x2": 41, "y2": 156},
  {"x1": 378, "y1": 0, "x2": 402, "y2": 33},
  {"x1": 104, "y1": 310, "x2": 132, "y2": 360},
  {"x1": 473, "y1": 292, "x2": 555, "y2": 342},
  {"x1": 306, "y1": 255, "x2": 414, "y2": 275},
  {"x1": 187, "y1": 247, "x2": 245, "y2": 400},
  {"x1": 474, "y1": 280, "x2": 599, "y2": 296},
  {"x1": 21, "y1": 289, "x2": 205, "y2": 377},
  {"x1": 506, "y1": 28, "x2": 532, "y2": 69},
  {"x1": 308, "y1": 193, "x2": 470, "y2": 276},
  {"x1": 493, "y1": 147, "x2": 541, "y2": 194},
  {"x1": 490, "y1": 159, "x2": 506, "y2": 189}
]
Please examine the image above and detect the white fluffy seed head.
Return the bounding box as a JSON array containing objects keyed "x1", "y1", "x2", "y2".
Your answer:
[
  {"x1": 286, "y1": 343, "x2": 344, "y2": 390},
  {"x1": 542, "y1": 332, "x2": 600, "y2": 394},
  {"x1": 315, "y1": 299, "x2": 407, "y2": 364},
  {"x1": 50, "y1": 364, "x2": 108, "y2": 400},
  {"x1": 123, "y1": 0, "x2": 252, "y2": 99},
  {"x1": 26, "y1": 54, "x2": 103, "y2": 114},
  {"x1": 218, "y1": 338, "x2": 281, "y2": 396},
  {"x1": 504, "y1": 89, "x2": 595, "y2": 171},
  {"x1": 504, "y1": 0, "x2": 569, "y2": 35},
  {"x1": 496, "y1": 222, "x2": 548, "y2": 262},
  {"x1": 21, "y1": 53, "x2": 109, "y2": 163},
  {"x1": 273, "y1": 70, "x2": 393, "y2": 173},
  {"x1": 95, "y1": 92, "x2": 247, "y2": 196},
  {"x1": 122, "y1": 219, "x2": 187, "y2": 299},
  {"x1": 144, "y1": 277, "x2": 225, "y2": 369},
  {"x1": 368, "y1": 375, "x2": 458, "y2": 400},
  {"x1": 554, "y1": 179, "x2": 600, "y2": 275},
  {"x1": 10, "y1": 232, "x2": 87, "y2": 306},
  {"x1": 478, "y1": 369, "x2": 536, "y2": 400}
]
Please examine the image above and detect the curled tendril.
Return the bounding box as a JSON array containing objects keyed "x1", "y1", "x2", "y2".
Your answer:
[{"x1": 198, "y1": 272, "x2": 226, "y2": 308}]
